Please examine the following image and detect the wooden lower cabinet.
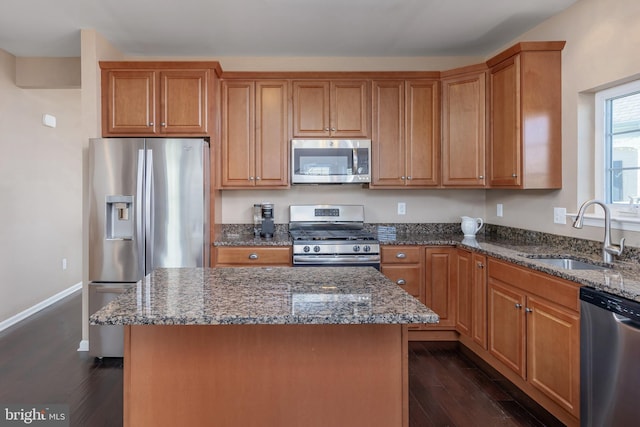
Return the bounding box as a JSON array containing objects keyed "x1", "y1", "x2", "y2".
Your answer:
[
  {"x1": 423, "y1": 247, "x2": 456, "y2": 329},
  {"x1": 486, "y1": 258, "x2": 580, "y2": 424},
  {"x1": 381, "y1": 246, "x2": 424, "y2": 330},
  {"x1": 214, "y1": 246, "x2": 291, "y2": 266},
  {"x1": 455, "y1": 249, "x2": 487, "y2": 348}
]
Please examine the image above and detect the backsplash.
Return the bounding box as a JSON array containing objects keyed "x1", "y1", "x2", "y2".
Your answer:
[{"x1": 216, "y1": 222, "x2": 640, "y2": 263}]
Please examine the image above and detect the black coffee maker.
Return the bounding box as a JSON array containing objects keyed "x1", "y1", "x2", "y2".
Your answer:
[{"x1": 259, "y1": 203, "x2": 274, "y2": 238}]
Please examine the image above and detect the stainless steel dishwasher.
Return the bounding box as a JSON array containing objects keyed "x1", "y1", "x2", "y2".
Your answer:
[{"x1": 580, "y1": 286, "x2": 640, "y2": 426}]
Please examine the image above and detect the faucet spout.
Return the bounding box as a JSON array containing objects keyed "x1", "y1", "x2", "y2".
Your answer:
[{"x1": 573, "y1": 199, "x2": 625, "y2": 264}]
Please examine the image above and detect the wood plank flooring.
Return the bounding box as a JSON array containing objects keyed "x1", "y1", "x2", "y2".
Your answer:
[{"x1": 0, "y1": 291, "x2": 563, "y2": 426}]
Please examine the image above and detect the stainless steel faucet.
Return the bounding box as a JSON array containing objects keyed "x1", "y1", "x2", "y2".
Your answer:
[{"x1": 573, "y1": 199, "x2": 625, "y2": 264}]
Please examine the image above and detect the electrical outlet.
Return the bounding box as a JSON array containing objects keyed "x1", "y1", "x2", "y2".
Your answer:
[
  {"x1": 397, "y1": 202, "x2": 406, "y2": 215},
  {"x1": 62, "y1": 258, "x2": 67, "y2": 270},
  {"x1": 496, "y1": 204, "x2": 503, "y2": 217},
  {"x1": 554, "y1": 207, "x2": 567, "y2": 224}
]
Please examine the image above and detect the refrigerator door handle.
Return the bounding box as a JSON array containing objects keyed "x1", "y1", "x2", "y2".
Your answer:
[
  {"x1": 136, "y1": 148, "x2": 145, "y2": 278},
  {"x1": 145, "y1": 148, "x2": 154, "y2": 275}
]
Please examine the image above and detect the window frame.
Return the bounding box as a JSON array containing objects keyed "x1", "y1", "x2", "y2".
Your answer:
[{"x1": 589, "y1": 79, "x2": 640, "y2": 231}]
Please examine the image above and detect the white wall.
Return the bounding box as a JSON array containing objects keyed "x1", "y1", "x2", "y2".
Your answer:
[
  {"x1": 485, "y1": 0, "x2": 640, "y2": 247},
  {"x1": 0, "y1": 48, "x2": 82, "y2": 322}
]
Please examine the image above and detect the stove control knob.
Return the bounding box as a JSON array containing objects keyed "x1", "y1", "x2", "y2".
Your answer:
[
  {"x1": 353, "y1": 245, "x2": 361, "y2": 252},
  {"x1": 363, "y1": 245, "x2": 371, "y2": 252},
  {"x1": 313, "y1": 245, "x2": 321, "y2": 253},
  {"x1": 303, "y1": 246, "x2": 311, "y2": 253}
]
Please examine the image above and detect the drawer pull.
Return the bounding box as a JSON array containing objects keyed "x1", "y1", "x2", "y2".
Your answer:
[
  {"x1": 525, "y1": 307, "x2": 533, "y2": 313},
  {"x1": 396, "y1": 253, "x2": 406, "y2": 259},
  {"x1": 248, "y1": 253, "x2": 259, "y2": 260},
  {"x1": 515, "y1": 303, "x2": 522, "y2": 309},
  {"x1": 396, "y1": 279, "x2": 406, "y2": 285}
]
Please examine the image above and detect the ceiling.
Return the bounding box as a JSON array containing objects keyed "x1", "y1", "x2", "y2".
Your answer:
[{"x1": 0, "y1": 0, "x2": 578, "y2": 58}]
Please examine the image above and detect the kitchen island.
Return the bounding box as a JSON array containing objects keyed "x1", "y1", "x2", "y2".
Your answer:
[{"x1": 90, "y1": 267, "x2": 438, "y2": 427}]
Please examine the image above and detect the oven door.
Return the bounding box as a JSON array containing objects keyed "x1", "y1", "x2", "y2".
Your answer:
[
  {"x1": 292, "y1": 254, "x2": 380, "y2": 270},
  {"x1": 291, "y1": 139, "x2": 371, "y2": 184}
]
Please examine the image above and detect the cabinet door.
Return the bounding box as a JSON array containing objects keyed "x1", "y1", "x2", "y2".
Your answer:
[
  {"x1": 102, "y1": 69, "x2": 156, "y2": 135},
  {"x1": 159, "y1": 69, "x2": 208, "y2": 135},
  {"x1": 424, "y1": 247, "x2": 455, "y2": 328},
  {"x1": 330, "y1": 80, "x2": 370, "y2": 138},
  {"x1": 488, "y1": 55, "x2": 521, "y2": 187},
  {"x1": 221, "y1": 81, "x2": 255, "y2": 187},
  {"x1": 526, "y1": 295, "x2": 580, "y2": 417},
  {"x1": 488, "y1": 279, "x2": 526, "y2": 379},
  {"x1": 255, "y1": 81, "x2": 289, "y2": 187},
  {"x1": 442, "y1": 71, "x2": 486, "y2": 187},
  {"x1": 455, "y1": 249, "x2": 473, "y2": 336},
  {"x1": 371, "y1": 80, "x2": 405, "y2": 187},
  {"x1": 472, "y1": 253, "x2": 488, "y2": 349},
  {"x1": 405, "y1": 80, "x2": 440, "y2": 186},
  {"x1": 292, "y1": 81, "x2": 330, "y2": 137}
]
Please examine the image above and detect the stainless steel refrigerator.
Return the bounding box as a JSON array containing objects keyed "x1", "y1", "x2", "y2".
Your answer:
[{"x1": 88, "y1": 138, "x2": 210, "y2": 357}]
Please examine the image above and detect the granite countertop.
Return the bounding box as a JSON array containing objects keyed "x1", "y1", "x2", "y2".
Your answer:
[
  {"x1": 90, "y1": 267, "x2": 439, "y2": 326},
  {"x1": 213, "y1": 229, "x2": 640, "y2": 302}
]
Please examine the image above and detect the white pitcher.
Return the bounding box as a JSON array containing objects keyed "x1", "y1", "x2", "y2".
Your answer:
[{"x1": 461, "y1": 216, "x2": 483, "y2": 237}]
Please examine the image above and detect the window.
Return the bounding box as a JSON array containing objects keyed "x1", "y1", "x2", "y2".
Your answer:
[{"x1": 596, "y1": 80, "x2": 640, "y2": 206}]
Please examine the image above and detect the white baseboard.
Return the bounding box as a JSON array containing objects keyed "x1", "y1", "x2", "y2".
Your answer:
[
  {"x1": 0, "y1": 281, "x2": 83, "y2": 334},
  {"x1": 77, "y1": 339, "x2": 89, "y2": 352}
]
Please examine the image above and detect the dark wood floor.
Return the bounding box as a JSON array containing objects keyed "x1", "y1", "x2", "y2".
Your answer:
[{"x1": 0, "y1": 292, "x2": 563, "y2": 426}]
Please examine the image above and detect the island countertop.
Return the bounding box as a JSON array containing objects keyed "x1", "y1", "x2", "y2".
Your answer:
[{"x1": 90, "y1": 267, "x2": 439, "y2": 326}]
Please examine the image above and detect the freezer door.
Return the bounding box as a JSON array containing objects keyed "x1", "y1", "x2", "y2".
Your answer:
[
  {"x1": 145, "y1": 139, "x2": 209, "y2": 272},
  {"x1": 89, "y1": 138, "x2": 145, "y2": 282}
]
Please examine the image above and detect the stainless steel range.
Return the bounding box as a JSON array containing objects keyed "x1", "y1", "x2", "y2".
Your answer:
[{"x1": 289, "y1": 205, "x2": 380, "y2": 269}]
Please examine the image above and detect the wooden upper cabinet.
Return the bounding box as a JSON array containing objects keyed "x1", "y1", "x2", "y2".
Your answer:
[
  {"x1": 158, "y1": 70, "x2": 208, "y2": 135},
  {"x1": 406, "y1": 80, "x2": 440, "y2": 187},
  {"x1": 441, "y1": 67, "x2": 487, "y2": 187},
  {"x1": 371, "y1": 79, "x2": 439, "y2": 188},
  {"x1": 221, "y1": 80, "x2": 289, "y2": 188},
  {"x1": 292, "y1": 80, "x2": 370, "y2": 138},
  {"x1": 487, "y1": 42, "x2": 565, "y2": 189},
  {"x1": 103, "y1": 70, "x2": 156, "y2": 135},
  {"x1": 100, "y1": 62, "x2": 219, "y2": 137}
]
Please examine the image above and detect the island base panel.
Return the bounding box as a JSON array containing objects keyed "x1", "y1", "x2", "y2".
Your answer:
[{"x1": 124, "y1": 324, "x2": 408, "y2": 427}]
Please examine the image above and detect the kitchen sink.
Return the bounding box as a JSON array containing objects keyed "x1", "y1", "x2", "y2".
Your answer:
[{"x1": 525, "y1": 256, "x2": 606, "y2": 271}]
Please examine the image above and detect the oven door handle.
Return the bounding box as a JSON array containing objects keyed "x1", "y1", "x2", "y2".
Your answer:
[{"x1": 293, "y1": 255, "x2": 380, "y2": 263}]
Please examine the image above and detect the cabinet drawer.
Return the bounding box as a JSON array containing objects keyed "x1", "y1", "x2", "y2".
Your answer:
[
  {"x1": 381, "y1": 265, "x2": 423, "y2": 300},
  {"x1": 381, "y1": 246, "x2": 422, "y2": 264},
  {"x1": 215, "y1": 247, "x2": 291, "y2": 266}
]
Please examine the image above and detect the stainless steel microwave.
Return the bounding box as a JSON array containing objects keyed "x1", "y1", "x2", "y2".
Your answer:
[{"x1": 291, "y1": 139, "x2": 371, "y2": 184}]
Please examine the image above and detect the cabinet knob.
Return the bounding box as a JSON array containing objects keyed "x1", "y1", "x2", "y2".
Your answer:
[
  {"x1": 396, "y1": 253, "x2": 406, "y2": 259},
  {"x1": 515, "y1": 303, "x2": 523, "y2": 309},
  {"x1": 324, "y1": 127, "x2": 330, "y2": 131},
  {"x1": 249, "y1": 176, "x2": 254, "y2": 181},
  {"x1": 401, "y1": 176, "x2": 406, "y2": 180},
  {"x1": 161, "y1": 122, "x2": 166, "y2": 127},
  {"x1": 407, "y1": 176, "x2": 412, "y2": 180},
  {"x1": 248, "y1": 253, "x2": 259, "y2": 260},
  {"x1": 331, "y1": 127, "x2": 336, "y2": 131},
  {"x1": 149, "y1": 122, "x2": 154, "y2": 126},
  {"x1": 512, "y1": 173, "x2": 518, "y2": 178},
  {"x1": 256, "y1": 176, "x2": 261, "y2": 180},
  {"x1": 396, "y1": 279, "x2": 406, "y2": 285},
  {"x1": 525, "y1": 307, "x2": 533, "y2": 313},
  {"x1": 476, "y1": 262, "x2": 484, "y2": 268},
  {"x1": 479, "y1": 175, "x2": 484, "y2": 179}
]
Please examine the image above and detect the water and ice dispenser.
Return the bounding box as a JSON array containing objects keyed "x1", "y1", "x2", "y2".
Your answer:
[{"x1": 105, "y1": 195, "x2": 134, "y2": 240}]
